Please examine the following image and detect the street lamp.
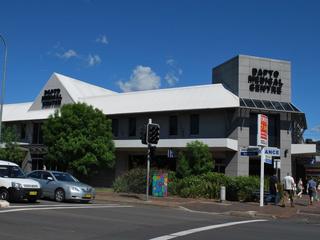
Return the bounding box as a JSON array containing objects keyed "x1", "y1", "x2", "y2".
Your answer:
[{"x1": 0, "y1": 34, "x2": 8, "y2": 143}]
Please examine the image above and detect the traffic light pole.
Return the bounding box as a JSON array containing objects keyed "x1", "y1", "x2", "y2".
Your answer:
[{"x1": 146, "y1": 118, "x2": 152, "y2": 201}]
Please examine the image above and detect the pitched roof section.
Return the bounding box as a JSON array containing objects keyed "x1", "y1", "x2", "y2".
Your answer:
[
  {"x1": 83, "y1": 84, "x2": 239, "y2": 115},
  {"x1": 3, "y1": 102, "x2": 56, "y2": 122},
  {"x1": 54, "y1": 73, "x2": 117, "y2": 102}
]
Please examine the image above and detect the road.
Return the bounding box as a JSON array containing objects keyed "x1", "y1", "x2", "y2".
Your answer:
[{"x1": 0, "y1": 200, "x2": 319, "y2": 240}]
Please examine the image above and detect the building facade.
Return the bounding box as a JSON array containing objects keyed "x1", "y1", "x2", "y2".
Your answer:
[{"x1": 3, "y1": 55, "x2": 318, "y2": 186}]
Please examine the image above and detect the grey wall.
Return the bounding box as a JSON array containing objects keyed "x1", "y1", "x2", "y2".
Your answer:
[
  {"x1": 111, "y1": 109, "x2": 235, "y2": 140},
  {"x1": 213, "y1": 55, "x2": 291, "y2": 102}
]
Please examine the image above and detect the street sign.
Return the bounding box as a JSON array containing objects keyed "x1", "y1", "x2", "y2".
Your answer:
[
  {"x1": 257, "y1": 114, "x2": 268, "y2": 147},
  {"x1": 263, "y1": 147, "x2": 280, "y2": 157},
  {"x1": 274, "y1": 159, "x2": 281, "y2": 169},
  {"x1": 240, "y1": 147, "x2": 260, "y2": 156},
  {"x1": 264, "y1": 155, "x2": 272, "y2": 164}
]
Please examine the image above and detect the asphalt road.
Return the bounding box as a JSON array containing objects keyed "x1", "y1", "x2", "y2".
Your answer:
[{"x1": 0, "y1": 200, "x2": 319, "y2": 240}]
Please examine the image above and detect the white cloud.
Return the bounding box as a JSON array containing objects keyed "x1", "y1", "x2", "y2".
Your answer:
[
  {"x1": 118, "y1": 65, "x2": 161, "y2": 92},
  {"x1": 165, "y1": 58, "x2": 183, "y2": 86},
  {"x1": 311, "y1": 125, "x2": 320, "y2": 133},
  {"x1": 87, "y1": 54, "x2": 101, "y2": 66},
  {"x1": 56, "y1": 49, "x2": 78, "y2": 59},
  {"x1": 96, "y1": 35, "x2": 108, "y2": 45}
]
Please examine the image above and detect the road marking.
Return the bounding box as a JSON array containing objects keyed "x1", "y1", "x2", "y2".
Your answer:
[
  {"x1": 149, "y1": 219, "x2": 267, "y2": 240},
  {"x1": 9, "y1": 203, "x2": 120, "y2": 208},
  {"x1": 0, "y1": 205, "x2": 132, "y2": 213}
]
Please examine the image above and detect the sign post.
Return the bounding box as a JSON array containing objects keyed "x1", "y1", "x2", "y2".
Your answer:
[
  {"x1": 146, "y1": 118, "x2": 152, "y2": 201},
  {"x1": 257, "y1": 114, "x2": 268, "y2": 207}
]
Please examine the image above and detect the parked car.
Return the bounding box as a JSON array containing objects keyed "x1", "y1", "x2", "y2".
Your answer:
[
  {"x1": 27, "y1": 170, "x2": 95, "y2": 203},
  {"x1": 0, "y1": 160, "x2": 42, "y2": 202}
]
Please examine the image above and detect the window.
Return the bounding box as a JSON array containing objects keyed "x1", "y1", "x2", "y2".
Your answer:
[
  {"x1": 190, "y1": 114, "x2": 199, "y2": 135},
  {"x1": 32, "y1": 123, "x2": 43, "y2": 144},
  {"x1": 42, "y1": 172, "x2": 53, "y2": 180},
  {"x1": 29, "y1": 171, "x2": 41, "y2": 179},
  {"x1": 128, "y1": 118, "x2": 136, "y2": 137},
  {"x1": 20, "y1": 123, "x2": 26, "y2": 140},
  {"x1": 169, "y1": 116, "x2": 178, "y2": 136},
  {"x1": 112, "y1": 119, "x2": 119, "y2": 137}
]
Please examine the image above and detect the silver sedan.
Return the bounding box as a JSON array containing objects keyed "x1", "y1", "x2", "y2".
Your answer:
[{"x1": 27, "y1": 170, "x2": 95, "y2": 203}]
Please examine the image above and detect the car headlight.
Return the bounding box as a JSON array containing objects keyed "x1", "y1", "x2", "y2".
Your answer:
[
  {"x1": 70, "y1": 186, "x2": 80, "y2": 192},
  {"x1": 12, "y1": 182, "x2": 23, "y2": 189}
]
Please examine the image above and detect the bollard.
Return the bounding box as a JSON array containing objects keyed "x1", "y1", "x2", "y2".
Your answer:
[{"x1": 220, "y1": 186, "x2": 226, "y2": 202}]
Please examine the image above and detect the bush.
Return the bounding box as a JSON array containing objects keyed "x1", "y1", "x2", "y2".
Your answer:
[
  {"x1": 170, "y1": 172, "x2": 261, "y2": 201},
  {"x1": 113, "y1": 168, "x2": 147, "y2": 194}
]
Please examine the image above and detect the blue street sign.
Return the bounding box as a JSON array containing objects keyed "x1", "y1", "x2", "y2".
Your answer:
[
  {"x1": 263, "y1": 147, "x2": 280, "y2": 157},
  {"x1": 264, "y1": 155, "x2": 273, "y2": 164}
]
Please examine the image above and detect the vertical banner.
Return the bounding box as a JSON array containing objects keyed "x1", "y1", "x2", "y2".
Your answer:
[{"x1": 257, "y1": 114, "x2": 268, "y2": 147}]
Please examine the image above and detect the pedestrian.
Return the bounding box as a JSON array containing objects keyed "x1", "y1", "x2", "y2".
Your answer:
[
  {"x1": 283, "y1": 173, "x2": 295, "y2": 207},
  {"x1": 269, "y1": 171, "x2": 279, "y2": 205},
  {"x1": 297, "y1": 178, "x2": 304, "y2": 198},
  {"x1": 306, "y1": 177, "x2": 317, "y2": 205}
]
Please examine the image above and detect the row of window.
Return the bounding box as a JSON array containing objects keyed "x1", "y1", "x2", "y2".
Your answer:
[{"x1": 112, "y1": 114, "x2": 200, "y2": 137}]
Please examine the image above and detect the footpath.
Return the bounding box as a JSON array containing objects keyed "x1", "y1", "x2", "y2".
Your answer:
[{"x1": 95, "y1": 191, "x2": 320, "y2": 222}]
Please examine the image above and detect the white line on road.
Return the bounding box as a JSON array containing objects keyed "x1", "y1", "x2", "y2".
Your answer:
[
  {"x1": 0, "y1": 205, "x2": 132, "y2": 214},
  {"x1": 149, "y1": 219, "x2": 268, "y2": 240},
  {"x1": 9, "y1": 203, "x2": 121, "y2": 208}
]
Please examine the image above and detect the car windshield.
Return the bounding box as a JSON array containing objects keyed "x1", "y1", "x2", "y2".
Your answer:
[
  {"x1": 0, "y1": 165, "x2": 25, "y2": 178},
  {"x1": 52, "y1": 172, "x2": 78, "y2": 182}
]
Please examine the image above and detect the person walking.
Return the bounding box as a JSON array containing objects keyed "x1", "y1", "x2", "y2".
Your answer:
[
  {"x1": 269, "y1": 172, "x2": 279, "y2": 205},
  {"x1": 283, "y1": 173, "x2": 295, "y2": 207},
  {"x1": 306, "y1": 177, "x2": 317, "y2": 205},
  {"x1": 297, "y1": 178, "x2": 304, "y2": 198}
]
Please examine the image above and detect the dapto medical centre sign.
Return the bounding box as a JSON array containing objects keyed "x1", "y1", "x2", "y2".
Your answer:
[{"x1": 248, "y1": 68, "x2": 283, "y2": 95}]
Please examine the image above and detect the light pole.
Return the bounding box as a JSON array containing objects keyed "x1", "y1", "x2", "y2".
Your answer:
[{"x1": 0, "y1": 34, "x2": 8, "y2": 143}]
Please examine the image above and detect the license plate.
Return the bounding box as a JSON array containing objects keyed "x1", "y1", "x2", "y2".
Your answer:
[
  {"x1": 29, "y1": 191, "x2": 37, "y2": 196},
  {"x1": 84, "y1": 194, "x2": 92, "y2": 198}
]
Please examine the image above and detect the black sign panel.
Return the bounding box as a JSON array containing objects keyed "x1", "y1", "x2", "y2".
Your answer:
[
  {"x1": 248, "y1": 68, "x2": 283, "y2": 95},
  {"x1": 41, "y1": 88, "x2": 62, "y2": 108}
]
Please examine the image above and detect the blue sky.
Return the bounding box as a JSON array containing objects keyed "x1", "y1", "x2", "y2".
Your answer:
[{"x1": 0, "y1": 0, "x2": 319, "y2": 139}]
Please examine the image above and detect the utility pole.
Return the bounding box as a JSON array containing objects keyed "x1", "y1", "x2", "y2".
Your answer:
[
  {"x1": 146, "y1": 118, "x2": 152, "y2": 201},
  {"x1": 0, "y1": 34, "x2": 7, "y2": 143}
]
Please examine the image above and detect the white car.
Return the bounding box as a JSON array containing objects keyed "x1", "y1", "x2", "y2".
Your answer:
[{"x1": 0, "y1": 160, "x2": 42, "y2": 202}]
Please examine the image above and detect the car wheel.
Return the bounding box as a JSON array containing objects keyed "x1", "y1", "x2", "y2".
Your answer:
[
  {"x1": 55, "y1": 189, "x2": 65, "y2": 202},
  {"x1": 0, "y1": 188, "x2": 9, "y2": 201}
]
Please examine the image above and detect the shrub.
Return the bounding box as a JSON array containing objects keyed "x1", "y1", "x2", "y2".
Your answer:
[
  {"x1": 113, "y1": 168, "x2": 147, "y2": 194},
  {"x1": 170, "y1": 172, "x2": 261, "y2": 201}
]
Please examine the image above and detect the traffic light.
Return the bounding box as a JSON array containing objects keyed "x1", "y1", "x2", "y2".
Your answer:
[
  {"x1": 140, "y1": 125, "x2": 147, "y2": 145},
  {"x1": 147, "y1": 123, "x2": 160, "y2": 145}
]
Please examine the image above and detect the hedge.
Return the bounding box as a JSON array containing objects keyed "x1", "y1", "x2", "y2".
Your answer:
[{"x1": 113, "y1": 168, "x2": 266, "y2": 202}]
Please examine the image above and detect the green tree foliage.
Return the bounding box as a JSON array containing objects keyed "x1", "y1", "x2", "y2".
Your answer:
[
  {"x1": 177, "y1": 140, "x2": 214, "y2": 178},
  {"x1": 42, "y1": 103, "x2": 115, "y2": 175},
  {"x1": 0, "y1": 126, "x2": 26, "y2": 164}
]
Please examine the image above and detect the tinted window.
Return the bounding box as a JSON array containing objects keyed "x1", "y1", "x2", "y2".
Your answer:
[
  {"x1": 112, "y1": 119, "x2": 119, "y2": 137},
  {"x1": 52, "y1": 172, "x2": 78, "y2": 182},
  {"x1": 0, "y1": 165, "x2": 25, "y2": 178},
  {"x1": 190, "y1": 114, "x2": 199, "y2": 135},
  {"x1": 29, "y1": 171, "x2": 41, "y2": 179},
  {"x1": 42, "y1": 172, "x2": 53, "y2": 180},
  {"x1": 128, "y1": 118, "x2": 136, "y2": 137},
  {"x1": 169, "y1": 116, "x2": 178, "y2": 136}
]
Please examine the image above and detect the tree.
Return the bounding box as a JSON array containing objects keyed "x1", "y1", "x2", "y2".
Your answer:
[
  {"x1": 42, "y1": 103, "x2": 115, "y2": 175},
  {"x1": 0, "y1": 126, "x2": 26, "y2": 164},
  {"x1": 177, "y1": 140, "x2": 214, "y2": 177}
]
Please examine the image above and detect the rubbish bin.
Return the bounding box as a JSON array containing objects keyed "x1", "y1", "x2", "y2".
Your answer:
[{"x1": 152, "y1": 172, "x2": 168, "y2": 197}]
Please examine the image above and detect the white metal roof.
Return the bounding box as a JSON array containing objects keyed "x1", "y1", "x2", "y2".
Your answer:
[
  {"x1": 54, "y1": 73, "x2": 117, "y2": 101},
  {"x1": 3, "y1": 74, "x2": 239, "y2": 122},
  {"x1": 3, "y1": 102, "x2": 56, "y2": 122},
  {"x1": 83, "y1": 83, "x2": 239, "y2": 115}
]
